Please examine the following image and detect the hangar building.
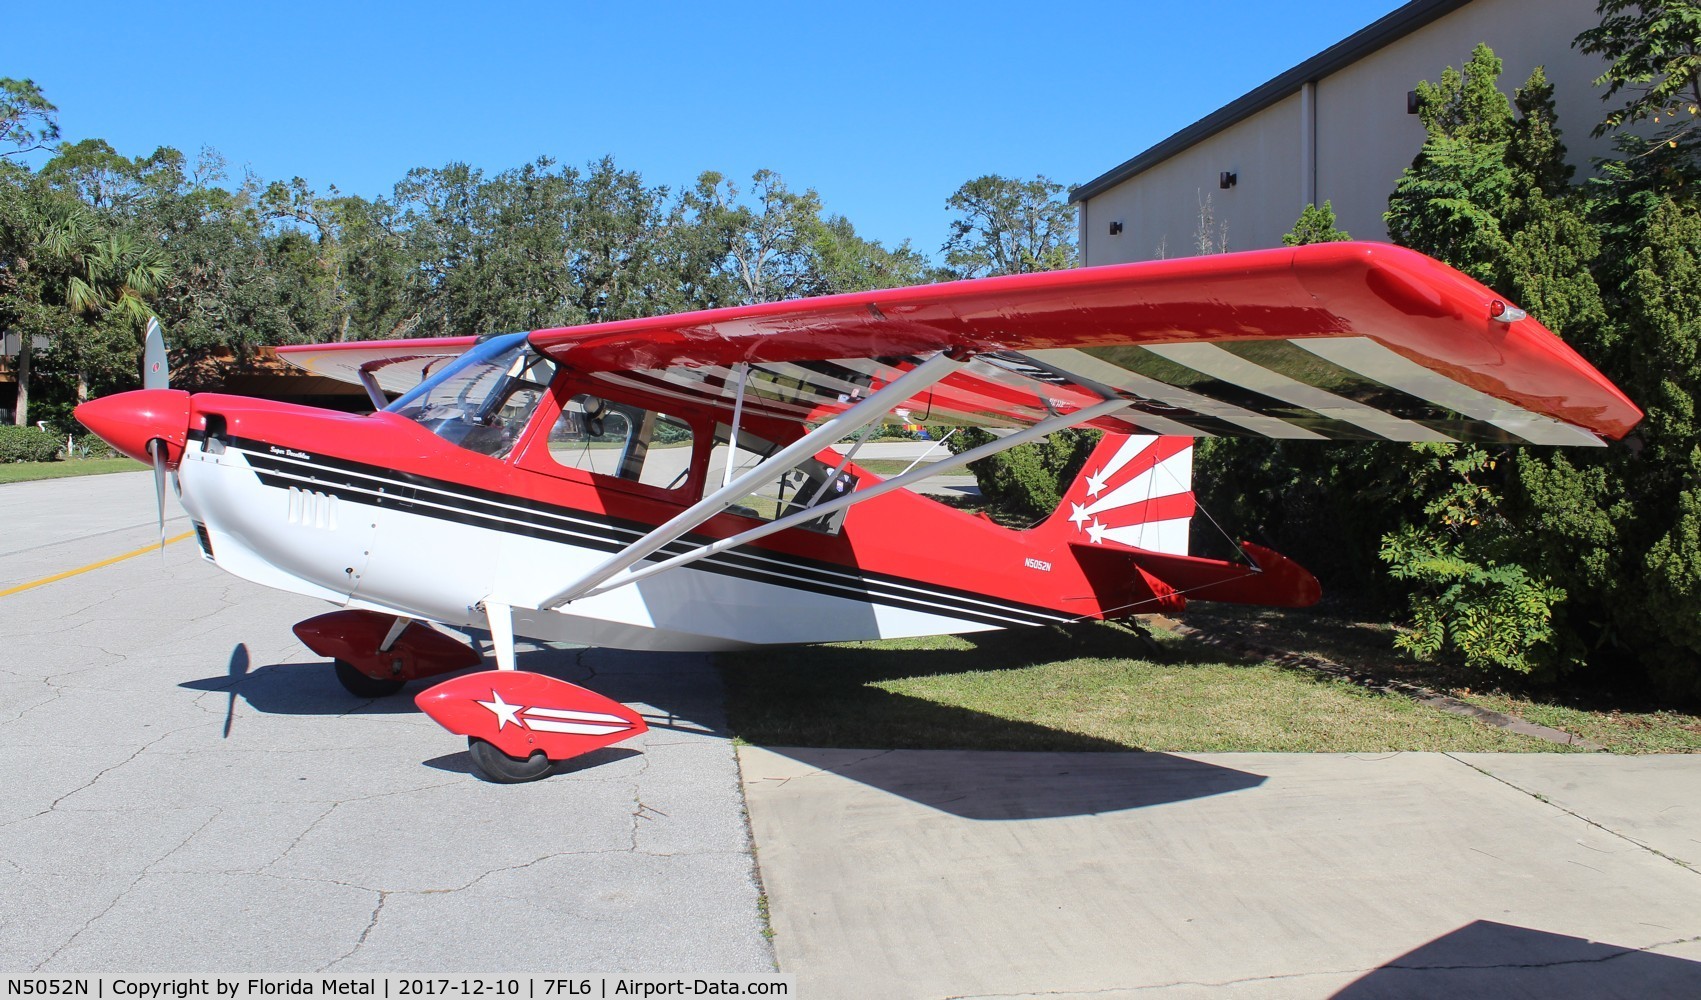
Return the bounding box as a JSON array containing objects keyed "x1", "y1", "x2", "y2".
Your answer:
[{"x1": 1071, "y1": 0, "x2": 1614, "y2": 266}]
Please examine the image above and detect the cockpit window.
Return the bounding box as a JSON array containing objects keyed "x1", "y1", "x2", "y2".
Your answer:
[
  {"x1": 545, "y1": 395, "x2": 695, "y2": 491},
  {"x1": 385, "y1": 333, "x2": 556, "y2": 459},
  {"x1": 707, "y1": 424, "x2": 854, "y2": 534}
]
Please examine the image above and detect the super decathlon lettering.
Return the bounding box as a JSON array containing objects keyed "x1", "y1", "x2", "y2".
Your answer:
[
  {"x1": 267, "y1": 446, "x2": 313, "y2": 461},
  {"x1": 476, "y1": 690, "x2": 632, "y2": 735}
]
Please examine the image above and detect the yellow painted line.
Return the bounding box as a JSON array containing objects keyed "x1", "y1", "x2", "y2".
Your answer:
[{"x1": 0, "y1": 530, "x2": 195, "y2": 599}]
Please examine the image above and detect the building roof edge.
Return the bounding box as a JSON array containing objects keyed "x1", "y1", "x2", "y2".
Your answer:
[{"x1": 1069, "y1": 0, "x2": 1477, "y2": 203}]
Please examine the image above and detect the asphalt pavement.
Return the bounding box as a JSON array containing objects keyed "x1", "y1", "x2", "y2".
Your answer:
[{"x1": 1, "y1": 471, "x2": 770, "y2": 973}]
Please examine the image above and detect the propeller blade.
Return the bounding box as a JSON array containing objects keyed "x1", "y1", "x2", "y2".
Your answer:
[
  {"x1": 142, "y1": 318, "x2": 169, "y2": 390},
  {"x1": 149, "y1": 438, "x2": 167, "y2": 554}
]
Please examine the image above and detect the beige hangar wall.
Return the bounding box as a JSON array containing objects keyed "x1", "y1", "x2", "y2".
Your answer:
[
  {"x1": 1314, "y1": 0, "x2": 1610, "y2": 244},
  {"x1": 1082, "y1": 0, "x2": 1614, "y2": 267}
]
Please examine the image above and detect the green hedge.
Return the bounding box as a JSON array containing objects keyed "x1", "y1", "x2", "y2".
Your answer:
[
  {"x1": 71, "y1": 433, "x2": 119, "y2": 459},
  {"x1": 0, "y1": 426, "x2": 64, "y2": 463}
]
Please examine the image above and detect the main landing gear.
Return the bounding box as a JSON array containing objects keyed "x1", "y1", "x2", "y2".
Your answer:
[
  {"x1": 293, "y1": 609, "x2": 484, "y2": 698},
  {"x1": 333, "y1": 658, "x2": 406, "y2": 698},
  {"x1": 292, "y1": 609, "x2": 651, "y2": 784},
  {"x1": 467, "y1": 738, "x2": 554, "y2": 783}
]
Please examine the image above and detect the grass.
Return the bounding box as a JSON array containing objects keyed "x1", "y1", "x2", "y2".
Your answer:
[
  {"x1": 848, "y1": 458, "x2": 943, "y2": 476},
  {"x1": 720, "y1": 621, "x2": 1555, "y2": 753},
  {"x1": 1457, "y1": 693, "x2": 1701, "y2": 753},
  {"x1": 1176, "y1": 602, "x2": 1701, "y2": 754},
  {"x1": 0, "y1": 456, "x2": 145, "y2": 484}
]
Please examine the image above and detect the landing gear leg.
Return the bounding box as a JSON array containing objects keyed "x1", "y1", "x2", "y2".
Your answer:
[{"x1": 467, "y1": 737, "x2": 554, "y2": 783}]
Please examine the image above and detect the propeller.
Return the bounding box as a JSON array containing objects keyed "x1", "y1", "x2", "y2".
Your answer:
[
  {"x1": 148, "y1": 438, "x2": 168, "y2": 554},
  {"x1": 75, "y1": 319, "x2": 192, "y2": 557},
  {"x1": 143, "y1": 317, "x2": 170, "y2": 553},
  {"x1": 142, "y1": 317, "x2": 169, "y2": 390}
]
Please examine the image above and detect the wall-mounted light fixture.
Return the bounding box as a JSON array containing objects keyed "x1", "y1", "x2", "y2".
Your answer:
[
  {"x1": 1407, "y1": 90, "x2": 1421, "y2": 114},
  {"x1": 1219, "y1": 171, "x2": 1237, "y2": 190},
  {"x1": 1108, "y1": 220, "x2": 1124, "y2": 235}
]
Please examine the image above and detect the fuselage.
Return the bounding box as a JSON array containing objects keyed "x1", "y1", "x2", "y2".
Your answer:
[{"x1": 168, "y1": 390, "x2": 1118, "y2": 652}]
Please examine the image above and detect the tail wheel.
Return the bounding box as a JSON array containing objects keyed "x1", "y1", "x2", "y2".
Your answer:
[
  {"x1": 333, "y1": 658, "x2": 406, "y2": 698},
  {"x1": 467, "y1": 737, "x2": 554, "y2": 783}
]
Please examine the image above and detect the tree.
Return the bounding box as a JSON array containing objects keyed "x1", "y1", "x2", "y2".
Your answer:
[
  {"x1": 1377, "y1": 50, "x2": 1610, "y2": 676},
  {"x1": 1575, "y1": 0, "x2": 1701, "y2": 164},
  {"x1": 0, "y1": 78, "x2": 58, "y2": 158},
  {"x1": 683, "y1": 170, "x2": 825, "y2": 304},
  {"x1": 797, "y1": 214, "x2": 936, "y2": 296},
  {"x1": 941, "y1": 175, "x2": 1076, "y2": 278},
  {"x1": 1281, "y1": 201, "x2": 1352, "y2": 246},
  {"x1": 940, "y1": 174, "x2": 1086, "y2": 513}
]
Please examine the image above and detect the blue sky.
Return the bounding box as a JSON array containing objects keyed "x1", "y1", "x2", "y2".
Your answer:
[{"x1": 4, "y1": 0, "x2": 1411, "y2": 256}]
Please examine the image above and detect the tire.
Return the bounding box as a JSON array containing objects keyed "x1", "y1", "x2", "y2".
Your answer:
[
  {"x1": 333, "y1": 658, "x2": 406, "y2": 698},
  {"x1": 467, "y1": 737, "x2": 554, "y2": 783}
]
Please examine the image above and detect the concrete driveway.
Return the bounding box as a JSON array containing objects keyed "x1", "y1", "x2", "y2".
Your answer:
[
  {"x1": 740, "y1": 747, "x2": 1701, "y2": 998},
  {"x1": 0, "y1": 471, "x2": 770, "y2": 973}
]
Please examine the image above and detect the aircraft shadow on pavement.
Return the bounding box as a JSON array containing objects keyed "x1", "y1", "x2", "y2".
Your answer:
[
  {"x1": 767, "y1": 744, "x2": 1264, "y2": 820},
  {"x1": 1332, "y1": 920, "x2": 1701, "y2": 998},
  {"x1": 180, "y1": 632, "x2": 1267, "y2": 818}
]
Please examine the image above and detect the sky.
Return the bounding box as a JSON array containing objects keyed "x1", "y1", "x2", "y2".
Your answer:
[{"x1": 3, "y1": 0, "x2": 1413, "y2": 257}]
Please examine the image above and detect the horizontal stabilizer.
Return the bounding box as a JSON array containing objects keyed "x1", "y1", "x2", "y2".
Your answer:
[{"x1": 1069, "y1": 540, "x2": 1321, "y2": 612}]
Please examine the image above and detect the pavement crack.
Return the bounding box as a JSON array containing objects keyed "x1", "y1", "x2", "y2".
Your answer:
[
  {"x1": 263, "y1": 802, "x2": 341, "y2": 870},
  {"x1": 45, "y1": 723, "x2": 195, "y2": 812},
  {"x1": 770, "y1": 748, "x2": 895, "y2": 787},
  {"x1": 29, "y1": 871, "x2": 148, "y2": 972},
  {"x1": 1445, "y1": 753, "x2": 1701, "y2": 875},
  {"x1": 148, "y1": 808, "x2": 225, "y2": 872},
  {"x1": 318, "y1": 890, "x2": 389, "y2": 972}
]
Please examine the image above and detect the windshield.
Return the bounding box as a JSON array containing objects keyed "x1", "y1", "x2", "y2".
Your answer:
[{"x1": 385, "y1": 332, "x2": 556, "y2": 459}]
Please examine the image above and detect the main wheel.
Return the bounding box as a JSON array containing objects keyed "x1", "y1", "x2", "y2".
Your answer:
[
  {"x1": 467, "y1": 738, "x2": 554, "y2": 783},
  {"x1": 333, "y1": 658, "x2": 406, "y2": 698}
]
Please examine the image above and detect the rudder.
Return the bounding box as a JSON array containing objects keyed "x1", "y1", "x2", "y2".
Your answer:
[{"x1": 1042, "y1": 433, "x2": 1195, "y2": 555}]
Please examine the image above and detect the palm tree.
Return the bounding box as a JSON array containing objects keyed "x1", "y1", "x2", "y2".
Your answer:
[
  {"x1": 66, "y1": 230, "x2": 171, "y2": 401},
  {"x1": 7, "y1": 196, "x2": 96, "y2": 426}
]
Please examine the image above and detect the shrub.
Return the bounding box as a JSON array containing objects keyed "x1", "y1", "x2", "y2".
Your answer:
[
  {"x1": 72, "y1": 432, "x2": 119, "y2": 459},
  {"x1": 0, "y1": 425, "x2": 65, "y2": 463},
  {"x1": 948, "y1": 427, "x2": 1101, "y2": 523}
]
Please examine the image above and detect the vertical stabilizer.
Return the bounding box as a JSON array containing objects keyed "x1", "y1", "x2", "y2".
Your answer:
[{"x1": 1045, "y1": 434, "x2": 1195, "y2": 555}]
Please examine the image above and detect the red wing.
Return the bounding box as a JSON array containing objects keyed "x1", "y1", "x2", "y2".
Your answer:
[{"x1": 528, "y1": 243, "x2": 1642, "y2": 445}]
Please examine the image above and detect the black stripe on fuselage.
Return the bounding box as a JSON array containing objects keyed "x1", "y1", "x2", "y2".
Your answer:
[{"x1": 221, "y1": 437, "x2": 1071, "y2": 630}]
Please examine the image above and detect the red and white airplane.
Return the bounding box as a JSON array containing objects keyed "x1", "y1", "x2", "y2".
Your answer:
[{"x1": 76, "y1": 243, "x2": 1642, "y2": 782}]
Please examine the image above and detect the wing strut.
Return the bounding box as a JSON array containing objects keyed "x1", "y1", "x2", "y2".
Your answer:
[
  {"x1": 573, "y1": 396, "x2": 1133, "y2": 600},
  {"x1": 721, "y1": 362, "x2": 750, "y2": 488},
  {"x1": 538, "y1": 350, "x2": 969, "y2": 609}
]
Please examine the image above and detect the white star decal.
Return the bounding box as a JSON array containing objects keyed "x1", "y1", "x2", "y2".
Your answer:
[
  {"x1": 1087, "y1": 519, "x2": 1107, "y2": 545},
  {"x1": 1085, "y1": 467, "x2": 1109, "y2": 497},
  {"x1": 1068, "y1": 503, "x2": 1091, "y2": 530},
  {"x1": 477, "y1": 690, "x2": 526, "y2": 731}
]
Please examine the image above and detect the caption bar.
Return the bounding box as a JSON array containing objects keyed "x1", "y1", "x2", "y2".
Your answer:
[{"x1": 4, "y1": 979, "x2": 793, "y2": 1000}]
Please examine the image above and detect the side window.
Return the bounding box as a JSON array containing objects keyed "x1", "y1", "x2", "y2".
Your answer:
[
  {"x1": 707, "y1": 424, "x2": 855, "y2": 534},
  {"x1": 545, "y1": 395, "x2": 694, "y2": 492}
]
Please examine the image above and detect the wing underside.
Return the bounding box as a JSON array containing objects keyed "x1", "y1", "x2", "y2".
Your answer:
[
  {"x1": 275, "y1": 336, "x2": 482, "y2": 397},
  {"x1": 530, "y1": 243, "x2": 1640, "y2": 447}
]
